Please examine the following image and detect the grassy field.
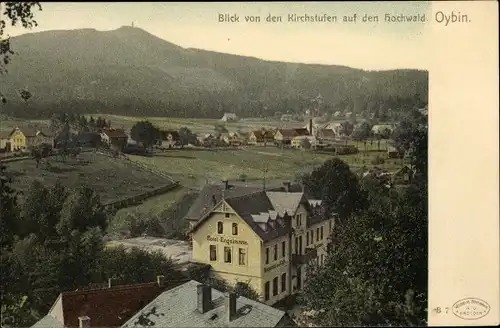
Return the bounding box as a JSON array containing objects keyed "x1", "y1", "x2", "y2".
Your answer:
[
  {"x1": 128, "y1": 146, "x2": 404, "y2": 188},
  {"x1": 86, "y1": 114, "x2": 310, "y2": 135},
  {"x1": 4, "y1": 152, "x2": 172, "y2": 204}
]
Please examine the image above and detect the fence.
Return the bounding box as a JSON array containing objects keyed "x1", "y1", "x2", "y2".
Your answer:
[
  {"x1": 102, "y1": 182, "x2": 180, "y2": 211},
  {"x1": 95, "y1": 150, "x2": 177, "y2": 183}
]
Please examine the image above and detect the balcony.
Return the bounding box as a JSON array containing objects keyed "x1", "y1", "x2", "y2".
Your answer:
[{"x1": 291, "y1": 247, "x2": 317, "y2": 266}]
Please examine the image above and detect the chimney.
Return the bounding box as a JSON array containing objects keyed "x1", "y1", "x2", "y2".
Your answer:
[
  {"x1": 78, "y1": 316, "x2": 90, "y2": 328},
  {"x1": 197, "y1": 284, "x2": 212, "y2": 313},
  {"x1": 157, "y1": 275, "x2": 165, "y2": 288},
  {"x1": 225, "y1": 292, "x2": 237, "y2": 322},
  {"x1": 222, "y1": 179, "x2": 229, "y2": 190},
  {"x1": 309, "y1": 118, "x2": 313, "y2": 135},
  {"x1": 283, "y1": 181, "x2": 291, "y2": 192},
  {"x1": 211, "y1": 194, "x2": 217, "y2": 206}
]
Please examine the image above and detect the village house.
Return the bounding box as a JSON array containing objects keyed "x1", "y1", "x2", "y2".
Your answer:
[
  {"x1": 188, "y1": 183, "x2": 334, "y2": 306},
  {"x1": 274, "y1": 128, "x2": 309, "y2": 147},
  {"x1": 315, "y1": 128, "x2": 336, "y2": 142},
  {"x1": 100, "y1": 128, "x2": 128, "y2": 150},
  {"x1": 157, "y1": 130, "x2": 180, "y2": 148},
  {"x1": 219, "y1": 131, "x2": 242, "y2": 147},
  {"x1": 291, "y1": 135, "x2": 318, "y2": 150},
  {"x1": 247, "y1": 129, "x2": 275, "y2": 146},
  {"x1": 121, "y1": 280, "x2": 293, "y2": 328},
  {"x1": 0, "y1": 126, "x2": 54, "y2": 152},
  {"x1": 220, "y1": 113, "x2": 238, "y2": 122},
  {"x1": 30, "y1": 277, "x2": 189, "y2": 328}
]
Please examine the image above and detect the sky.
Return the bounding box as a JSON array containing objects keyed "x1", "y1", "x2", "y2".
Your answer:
[{"x1": 5, "y1": 2, "x2": 431, "y2": 70}]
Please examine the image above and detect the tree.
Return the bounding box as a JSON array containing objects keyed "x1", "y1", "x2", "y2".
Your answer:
[
  {"x1": 1, "y1": 2, "x2": 42, "y2": 102},
  {"x1": 299, "y1": 127, "x2": 428, "y2": 327},
  {"x1": 178, "y1": 127, "x2": 197, "y2": 148},
  {"x1": 56, "y1": 185, "x2": 108, "y2": 236},
  {"x1": 130, "y1": 120, "x2": 160, "y2": 149},
  {"x1": 300, "y1": 138, "x2": 312, "y2": 150},
  {"x1": 0, "y1": 164, "x2": 19, "y2": 248},
  {"x1": 301, "y1": 158, "x2": 367, "y2": 221}
]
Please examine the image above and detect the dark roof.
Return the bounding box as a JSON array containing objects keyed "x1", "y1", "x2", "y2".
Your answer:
[
  {"x1": 318, "y1": 129, "x2": 336, "y2": 138},
  {"x1": 251, "y1": 130, "x2": 274, "y2": 139},
  {"x1": 294, "y1": 128, "x2": 310, "y2": 136},
  {"x1": 277, "y1": 129, "x2": 298, "y2": 138},
  {"x1": 50, "y1": 279, "x2": 189, "y2": 328},
  {"x1": 122, "y1": 280, "x2": 288, "y2": 328},
  {"x1": 185, "y1": 182, "x2": 303, "y2": 223},
  {"x1": 185, "y1": 184, "x2": 265, "y2": 222},
  {"x1": 189, "y1": 188, "x2": 319, "y2": 242},
  {"x1": 277, "y1": 128, "x2": 310, "y2": 138}
]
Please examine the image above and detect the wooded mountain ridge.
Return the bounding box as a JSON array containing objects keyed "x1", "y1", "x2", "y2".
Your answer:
[{"x1": 2, "y1": 26, "x2": 428, "y2": 119}]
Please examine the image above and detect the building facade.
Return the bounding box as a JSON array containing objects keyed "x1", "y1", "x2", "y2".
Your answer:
[
  {"x1": 0, "y1": 127, "x2": 53, "y2": 152},
  {"x1": 189, "y1": 189, "x2": 334, "y2": 305}
]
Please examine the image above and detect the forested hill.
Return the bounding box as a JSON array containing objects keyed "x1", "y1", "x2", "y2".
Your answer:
[{"x1": 2, "y1": 26, "x2": 428, "y2": 119}]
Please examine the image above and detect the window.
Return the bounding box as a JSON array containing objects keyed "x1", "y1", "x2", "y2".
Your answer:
[
  {"x1": 264, "y1": 281, "x2": 270, "y2": 300},
  {"x1": 298, "y1": 236, "x2": 302, "y2": 255},
  {"x1": 232, "y1": 223, "x2": 238, "y2": 235},
  {"x1": 272, "y1": 277, "x2": 278, "y2": 296},
  {"x1": 294, "y1": 237, "x2": 298, "y2": 254},
  {"x1": 224, "y1": 247, "x2": 232, "y2": 263},
  {"x1": 281, "y1": 273, "x2": 287, "y2": 292},
  {"x1": 295, "y1": 216, "x2": 299, "y2": 226},
  {"x1": 306, "y1": 231, "x2": 309, "y2": 245},
  {"x1": 225, "y1": 213, "x2": 230, "y2": 218},
  {"x1": 265, "y1": 247, "x2": 269, "y2": 264},
  {"x1": 217, "y1": 221, "x2": 223, "y2": 234},
  {"x1": 329, "y1": 220, "x2": 332, "y2": 233},
  {"x1": 316, "y1": 228, "x2": 320, "y2": 241},
  {"x1": 209, "y1": 245, "x2": 217, "y2": 261},
  {"x1": 273, "y1": 244, "x2": 278, "y2": 261},
  {"x1": 320, "y1": 226, "x2": 324, "y2": 240},
  {"x1": 281, "y1": 241, "x2": 286, "y2": 257},
  {"x1": 311, "y1": 230, "x2": 314, "y2": 243},
  {"x1": 238, "y1": 248, "x2": 246, "y2": 265}
]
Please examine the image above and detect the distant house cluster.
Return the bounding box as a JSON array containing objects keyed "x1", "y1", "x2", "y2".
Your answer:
[{"x1": 0, "y1": 126, "x2": 54, "y2": 152}]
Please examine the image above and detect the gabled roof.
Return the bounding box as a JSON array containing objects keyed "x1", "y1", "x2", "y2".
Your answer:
[
  {"x1": 2, "y1": 126, "x2": 53, "y2": 138},
  {"x1": 317, "y1": 129, "x2": 336, "y2": 138},
  {"x1": 184, "y1": 183, "x2": 302, "y2": 223},
  {"x1": 43, "y1": 279, "x2": 189, "y2": 328},
  {"x1": 121, "y1": 280, "x2": 288, "y2": 328},
  {"x1": 189, "y1": 189, "x2": 317, "y2": 242}
]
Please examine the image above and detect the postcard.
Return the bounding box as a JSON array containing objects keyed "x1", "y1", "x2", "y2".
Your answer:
[{"x1": 1, "y1": 1, "x2": 498, "y2": 327}]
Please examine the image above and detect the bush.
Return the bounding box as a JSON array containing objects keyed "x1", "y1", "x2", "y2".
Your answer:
[{"x1": 371, "y1": 155, "x2": 385, "y2": 165}]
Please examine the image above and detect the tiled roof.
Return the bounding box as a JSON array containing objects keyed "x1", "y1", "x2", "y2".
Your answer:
[
  {"x1": 185, "y1": 183, "x2": 303, "y2": 223},
  {"x1": 47, "y1": 279, "x2": 189, "y2": 328},
  {"x1": 121, "y1": 280, "x2": 288, "y2": 328},
  {"x1": 189, "y1": 188, "x2": 321, "y2": 242},
  {"x1": 294, "y1": 128, "x2": 309, "y2": 136},
  {"x1": 318, "y1": 129, "x2": 336, "y2": 138},
  {"x1": 265, "y1": 192, "x2": 305, "y2": 217}
]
